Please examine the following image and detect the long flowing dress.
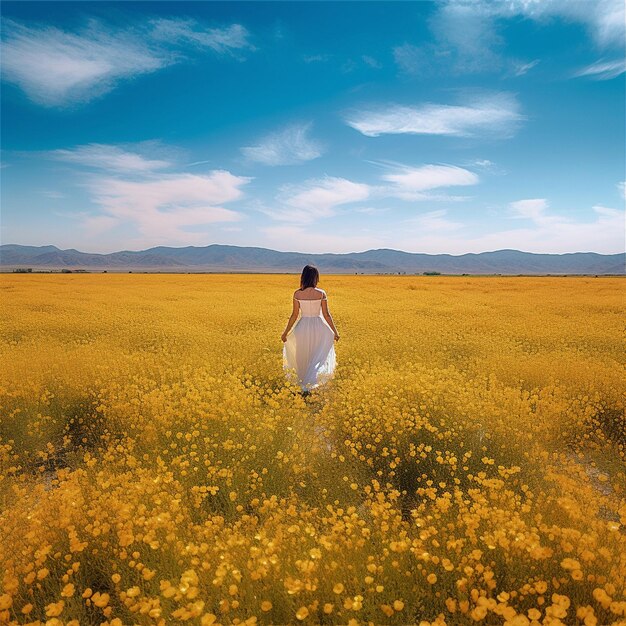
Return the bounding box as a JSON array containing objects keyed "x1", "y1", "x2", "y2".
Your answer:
[{"x1": 283, "y1": 291, "x2": 336, "y2": 391}]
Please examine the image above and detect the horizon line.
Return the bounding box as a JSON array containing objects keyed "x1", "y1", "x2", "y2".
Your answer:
[{"x1": 2, "y1": 243, "x2": 624, "y2": 258}]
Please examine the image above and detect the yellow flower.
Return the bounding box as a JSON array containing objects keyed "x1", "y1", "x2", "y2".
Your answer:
[
  {"x1": 37, "y1": 568, "x2": 50, "y2": 580},
  {"x1": 0, "y1": 595, "x2": 12, "y2": 610},
  {"x1": 45, "y1": 600, "x2": 65, "y2": 617},
  {"x1": 295, "y1": 606, "x2": 309, "y2": 620},
  {"x1": 61, "y1": 583, "x2": 75, "y2": 597}
]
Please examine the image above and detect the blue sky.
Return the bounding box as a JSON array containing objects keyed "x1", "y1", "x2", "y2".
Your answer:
[{"x1": 1, "y1": 0, "x2": 625, "y2": 254}]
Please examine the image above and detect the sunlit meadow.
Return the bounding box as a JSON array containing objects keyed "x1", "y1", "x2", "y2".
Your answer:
[{"x1": 0, "y1": 274, "x2": 624, "y2": 626}]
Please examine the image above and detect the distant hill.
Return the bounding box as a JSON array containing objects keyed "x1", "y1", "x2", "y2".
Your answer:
[{"x1": 1, "y1": 244, "x2": 624, "y2": 274}]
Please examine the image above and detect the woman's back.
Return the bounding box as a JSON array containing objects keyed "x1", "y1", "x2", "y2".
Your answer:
[
  {"x1": 295, "y1": 287, "x2": 325, "y2": 300},
  {"x1": 295, "y1": 287, "x2": 326, "y2": 317}
]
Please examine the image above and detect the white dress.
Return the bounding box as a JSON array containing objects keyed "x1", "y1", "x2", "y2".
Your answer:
[{"x1": 283, "y1": 290, "x2": 336, "y2": 391}]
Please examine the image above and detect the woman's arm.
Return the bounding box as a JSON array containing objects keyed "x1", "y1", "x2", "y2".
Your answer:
[
  {"x1": 281, "y1": 294, "x2": 300, "y2": 342},
  {"x1": 321, "y1": 298, "x2": 340, "y2": 340}
]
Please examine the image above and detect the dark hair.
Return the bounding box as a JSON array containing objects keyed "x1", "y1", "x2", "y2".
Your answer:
[{"x1": 300, "y1": 264, "x2": 319, "y2": 290}]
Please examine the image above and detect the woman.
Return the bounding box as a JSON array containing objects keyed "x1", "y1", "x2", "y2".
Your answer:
[{"x1": 281, "y1": 264, "x2": 339, "y2": 395}]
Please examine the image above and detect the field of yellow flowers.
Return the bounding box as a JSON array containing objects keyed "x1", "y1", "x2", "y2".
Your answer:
[{"x1": 0, "y1": 274, "x2": 624, "y2": 626}]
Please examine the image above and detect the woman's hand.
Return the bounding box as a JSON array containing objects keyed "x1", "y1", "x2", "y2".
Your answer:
[
  {"x1": 334, "y1": 333, "x2": 340, "y2": 342},
  {"x1": 281, "y1": 331, "x2": 288, "y2": 343}
]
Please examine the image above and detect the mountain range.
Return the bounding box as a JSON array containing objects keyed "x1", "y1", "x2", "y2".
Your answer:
[{"x1": 1, "y1": 244, "x2": 624, "y2": 275}]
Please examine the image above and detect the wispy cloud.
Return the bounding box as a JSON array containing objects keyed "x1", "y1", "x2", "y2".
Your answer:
[
  {"x1": 49, "y1": 141, "x2": 252, "y2": 246},
  {"x1": 500, "y1": 0, "x2": 625, "y2": 49},
  {"x1": 345, "y1": 92, "x2": 525, "y2": 138},
  {"x1": 362, "y1": 55, "x2": 382, "y2": 69},
  {"x1": 149, "y1": 19, "x2": 254, "y2": 56},
  {"x1": 302, "y1": 53, "x2": 332, "y2": 63},
  {"x1": 428, "y1": 1, "x2": 505, "y2": 73},
  {"x1": 1, "y1": 17, "x2": 254, "y2": 108},
  {"x1": 263, "y1": 176, "x2": 370, "y2": 223},
  {"x1": 460, "y1": 158, "x2": 506, "y2": 175},
  {"x1": 400, "y1": 204, "x2": 624, "y2": 254},
  {"x1": 241, "y1": 122, "x2": 324, "y2": 166},
  {"x1": 618, "y1": 181, "x2": 626, "y2": 200},
  {"x1": 261, "y1": 163, "x2": 477, "y2": 226},
  {"x1": 262, "y1": 200, "x2": 625, "y2": 255},
  {"x1": 401, "y1": 209, "x2": 464, "y2": 233},
  {"x1": 353, "y1": 206, "x2": 390, "y2": 215},
  {"x1": 48, "y1": 142, "x2": 174, "y2": 172},
  {"x1": 78, "y1": 170, "x2": 251, "y2": 246},
  {"x1": 508, "y1": 198, "x2": 561, "y2": 226},
  {"x1": 380, "y1": 164, "x2": 479, "y2": 200},
  {"x1": 40, "y1": 190, "x2": 66, "y2": 199},
  {"x1": 393, "y1": 43, "x2": 451, "y2": 77},
  {"x1": 303, "y1": 52, "x2": 382, "y2": 72},
  {"x1": 387, "y1": 200, "x2": 625, "y2": 255},
  {"x1": 396, "y1": 0, "x2": 624, "y2": 78},
  {"x1": 511, "y1": 59, "x2": 541, "y2": 76},
  {"x1": 506, "y1": 198, "x2": 624, "y2": 250},
  {"x1": 572, "y1": 58, "x2": 626, "y2": 80}
]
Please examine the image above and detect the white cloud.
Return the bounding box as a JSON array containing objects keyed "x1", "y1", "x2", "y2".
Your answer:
[
  {"x1": 149, "y1": 19, "x2": 253, "y2": 55},
  {"x1": 257, "y1": 198, "x2": 624, "y2": 255},
  {"x1": 461, "y1": 158, "x2": 506, "y2": 175},
  {"x1": 389, "y1": 202, "x2": 625, "y2": 255},
  {"x1": 393, "y1": 43, "x2": 419, "y2": 75},
  {"x1": 40, "y1": 190, "x2": 66, "y2": 199},
  {"x1": 263, "y1": 176, "x2": 370, "y2": 223},
  {"x1": 1, "y1": 17, "x2": 253, "y2": 107},
  {"x1": 241, "y1": 122, "x2": 324, "y2": 166},
  {"x1": 572, "y1": 58, "x2": 626, "y2": 80},
  {"x1": 511, "y1": 59, "x2": 541, "y2": 76},
  {"x1": 618, "y1": 181, "x2": 626, "y2": 200},
  {"x1": 49, "y1": 143, "x2": 173, "y2": 172},
  {"x1": 401, "y1": 209, "x2": 464, "y2": 233},
  {"x1": 398, "y1": 0, "x2": 624, "y2": 78},
  {"x1": 1, "y1": 18, "x2": 166, "y2": 107},
  {"x1": 471, "y1": 159, "x2": 494, "y2": 168},
  {"x1": 77, "y1": 170, "x2": 251, "y2": 246},
  {"x1": 345, "y1": 92, "x2": 524, "y2": 138},
  {"x1": 498, "y1": 0, "x2": 625, "y2": 49},
  {"x1": 303, "y1": 53, "x2": 332, "y2": 63},
  {"x1": 260, "y1": 164, "x2": 477, "y2": 227},
  {"x1": 362, "y1": 55, "x2": 382, "y2": 69},
  {"x1": 495, "y1": 199, "x2": 625, "y2": 252},
  {"x1": 508, "y1": 198, "x2": 555, "y2": 223},
  {"x1": 380, "y1": 164, "x2": 479, "y2": 200},
  {"x1": 430, "y1": 1, "x2": 505, "y2": 73},
  {"x1": 353, "y1": 206, "x2": 390, "y2": 215}
]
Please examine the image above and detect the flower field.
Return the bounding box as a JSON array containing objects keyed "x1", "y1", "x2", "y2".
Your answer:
[{"x1": 0, "y1": 274, "x2": 624, "y2": 626}]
